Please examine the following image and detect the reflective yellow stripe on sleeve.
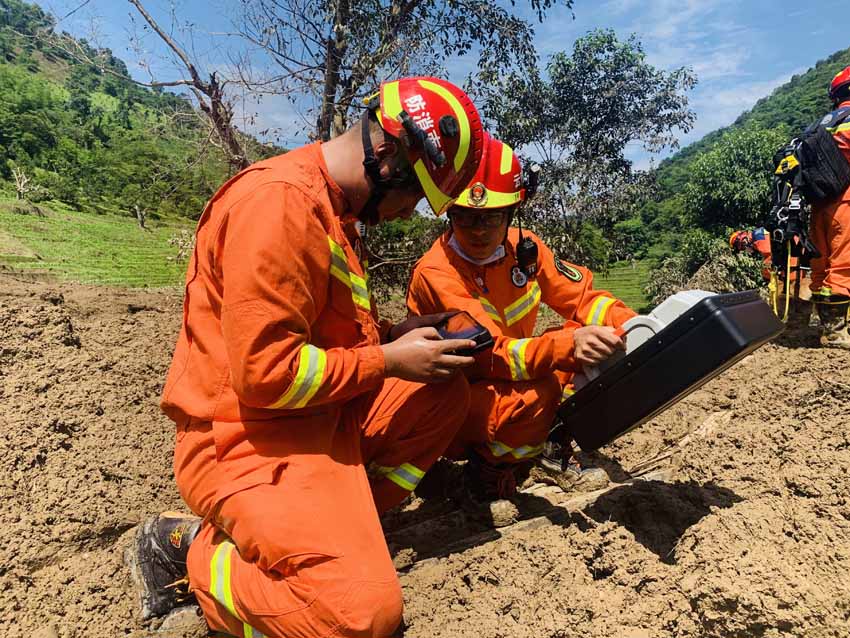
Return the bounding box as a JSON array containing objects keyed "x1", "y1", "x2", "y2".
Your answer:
[
  {"x1": 210, "y1": 540, "x2": 266, "y2": 638},
  {"x1": 507, "y1": 338, "x2": 532, "y2": 381},
  {"x1": 585, "y1": 296, "x2": 616, "y2": 326},
  {"x1": 268, "y1": 344, "x2": 327, "y2": 409},
  {"x1": 328, "y1": 236, "x2": 371, "y2": 311},
  {"x1": 561, "y1": 386, "x2": 576, "y2": 402},
  {"x1": 418, "y1": 79, "x2": 471, "y2": 174},
  {"x1": 478, "y1": 296, "x2": 502, "y2": 324},
  {"x1": 504, "y1": 282, "x2": 541, "y2": 327}
]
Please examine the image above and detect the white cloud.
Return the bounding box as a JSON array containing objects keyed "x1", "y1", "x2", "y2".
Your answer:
[{"x1": 681, "y1": 67, "x2": 806, "y2": 144}]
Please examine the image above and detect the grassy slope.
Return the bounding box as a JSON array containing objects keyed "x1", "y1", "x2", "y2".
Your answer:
[
  {"x1": 537, "y1": 260, "x2": 652, "y2": 330},
  {"x1": 596, "y1": 260, "x2": 651, "y2": 311},
  {"x1": 0, "y1": 197, "x2": 194, "y2": 286}
]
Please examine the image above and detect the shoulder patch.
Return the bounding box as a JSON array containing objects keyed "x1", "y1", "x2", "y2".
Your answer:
[{"x1": 555, "y1": 259, "x2": 583, "y2": 282}]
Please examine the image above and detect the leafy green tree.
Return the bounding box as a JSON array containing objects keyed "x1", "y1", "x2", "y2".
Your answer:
[
  {"x1": 237, "y1": 0, "x2": 574, "y2": 140},
  {"x1": 482, "y1": 29, "x2": 695, "y2": 269},
  {"x1": 611, "y1": 216, "x2": 649, "y2": 262},
  {"x1": 682, "y1": 125, "x2": 790, "y2": 232}
]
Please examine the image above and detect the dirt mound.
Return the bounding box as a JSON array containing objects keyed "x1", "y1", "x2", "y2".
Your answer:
[
  {"x1": 2, "y1": 273, "x2": 849, "y2": 637},
  {"x1": 0, "y1": 275, "x2": 186, "y2": 637}
]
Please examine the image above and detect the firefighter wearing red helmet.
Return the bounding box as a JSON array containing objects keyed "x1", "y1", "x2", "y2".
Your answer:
[
  {"x1": 810, "y1": 65, "x2": 850, "y2": 348},
  {"x1": 127, "y1": 77, "x2": 485, "y2": 637},
  {"x1": 407, "y1": 134, "x2": 637, "y2": 525}
]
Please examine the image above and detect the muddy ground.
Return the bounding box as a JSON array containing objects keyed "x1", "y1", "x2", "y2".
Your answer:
[{"x1": 1, "y1": 272, "x2": 849, "y2": 638}]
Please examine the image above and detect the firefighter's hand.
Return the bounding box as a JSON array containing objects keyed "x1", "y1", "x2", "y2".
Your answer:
[
  {"x1": 573, "y1": 326, "x2": 625, "y2": 366},
  {"x1": 387, "y1": 312, "x2": 458, "y2": 342},
  {"x1": 382, "y1": 327, "x2": 475, "y2": 382}
]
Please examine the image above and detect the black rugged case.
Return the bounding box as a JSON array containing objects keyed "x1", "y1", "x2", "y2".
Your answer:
[{"x1": 558, "y1": 290, "x2": 784, "y2": 451}]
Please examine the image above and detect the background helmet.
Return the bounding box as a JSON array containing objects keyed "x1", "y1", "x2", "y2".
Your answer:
[
  {"x1": 372, "y1": 77, "x2": 485, "y2": 215},
  {"x1": 729, "y1": 230, "x2": 753, "y2": 252},
  {"x1": 829, "y1": 66, "x2": 850, "y2": 102},
  {"x1": 453, "y1": 133, "x2": 525, "y2": 210}
]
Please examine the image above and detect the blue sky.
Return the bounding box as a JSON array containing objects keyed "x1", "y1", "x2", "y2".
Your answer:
[{"x1": 42, "y1": 0, "x2": 849, "y2": 165}]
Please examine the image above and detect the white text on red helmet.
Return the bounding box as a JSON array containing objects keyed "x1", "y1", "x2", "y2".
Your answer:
[{"x1": 404, "y1": 94, "x2": 444, "y2": 152}]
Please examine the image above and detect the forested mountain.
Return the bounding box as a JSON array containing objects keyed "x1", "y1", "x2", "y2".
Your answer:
[
  {"x1": 642, "y1": 46, "x2": 850, "y2": 251},
  {"x1": 0, "y1": 0, "x2": 273, "y2": 220}
]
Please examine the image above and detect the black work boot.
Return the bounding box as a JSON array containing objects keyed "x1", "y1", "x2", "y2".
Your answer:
[
  {"x1": 815, "y1": 297, "x2": 850, "y2": 350},
  {"x1": 533, "y1": 437, "x2": 609, "y2": 493},
  {"x1": 126, "y1": 512, "x2": 202, "y2": 621},
  {"x1": 460, "y1": 451, "x2": 528, "y2": 528}
]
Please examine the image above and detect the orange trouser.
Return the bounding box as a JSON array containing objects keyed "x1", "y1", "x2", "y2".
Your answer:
[
  {"x1": 445, "y1": 373, "x2": 562, "y2": 464},
  {"x1": 810, "y1": 193, "x2": 850, "y2": 297},
  {"x1": 174, "y1": 376, "x2": 470, "y2": 638}
]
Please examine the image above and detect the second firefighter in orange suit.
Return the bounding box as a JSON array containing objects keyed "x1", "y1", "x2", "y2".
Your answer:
[{"x1": 407, "y1": 134, "x2": 636, "y2": 503}]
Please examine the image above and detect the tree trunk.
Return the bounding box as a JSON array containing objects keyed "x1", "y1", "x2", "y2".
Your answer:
[{"x1": 317, "y1": 0, "x2": 351, "y2": 141}]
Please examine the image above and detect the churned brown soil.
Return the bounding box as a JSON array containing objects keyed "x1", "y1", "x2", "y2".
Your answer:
[{"x1": 1, "y1": 272, "x2": 849, "y2": 637}]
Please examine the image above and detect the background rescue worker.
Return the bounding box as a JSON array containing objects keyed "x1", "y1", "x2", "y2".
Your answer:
[
  {"x1": 809, "y1": 65, "x2": 850, "y2": 348},
  {"x1": 406, "y1": 134, "x2": 636, "y2": 524},
  {"x1": 730, "y1": 227, "x2": 775, "y2": 282},
  {"x1": 128, "y1": 77, "x2": 486, "y2": 638}
]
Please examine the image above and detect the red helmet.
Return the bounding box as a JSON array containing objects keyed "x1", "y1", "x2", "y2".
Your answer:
[
  {"x1": 829, "y1": 66, "x2": 850, "y2": 102},
  {"x1": 453, "y1": 133, "x2": 525, "y2": 210},
  {"x1": 372, "y1": 77, "x2": 485, "y2": 215},
  {"x1": 729, "y1": 230, "x2": 753, "y2": 252}
]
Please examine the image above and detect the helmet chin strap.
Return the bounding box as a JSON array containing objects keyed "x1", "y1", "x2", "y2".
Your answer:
[{"x1": 360, "y1": 110, "x2": 389, "y2": 226}]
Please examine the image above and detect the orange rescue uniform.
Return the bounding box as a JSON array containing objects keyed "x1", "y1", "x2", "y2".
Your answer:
[
  {"x1": 161, "y1": 143, "x2": 470, "y2": 638},
  {"x1": 407, "y1": 228, "x2": 635, "y2": 464},
  {"x1": 810, "y1": 100, "x2": 850, "y2": 297}
]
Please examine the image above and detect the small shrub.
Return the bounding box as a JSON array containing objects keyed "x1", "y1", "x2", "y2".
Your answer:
[{"x1": 645, "y1": 235, "x2": 763, "y2": 306}]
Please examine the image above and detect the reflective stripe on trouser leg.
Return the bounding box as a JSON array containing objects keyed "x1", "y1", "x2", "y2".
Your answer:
[
  {"x1": 210, "y1": 540, "x2": 266, "y2": 638},
  {"x1": 487, "y1": 439, "x2": 544, "y2": 460},
  {"x1": 387, "y1": 463, "x2": 424, "y2": 491}
]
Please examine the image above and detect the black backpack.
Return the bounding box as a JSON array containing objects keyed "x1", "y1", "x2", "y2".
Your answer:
[{"x1": 774, "y1": 107, "x2": 850, "y2": 203}]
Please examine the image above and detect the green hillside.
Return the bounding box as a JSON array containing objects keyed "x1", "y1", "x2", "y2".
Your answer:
[
  {"x1": 0, "y1": 0, "x2": 284, "y2": 287},
  {"x1": 634, "y1": 45, "x2": 850, "y2": 304},
  {"x1": 0, "y1": 0, "x2": 235, "y2": 220},
  {"x1": 596, "y1": 260, "x2": 651, "y2": 311},
  {"x1": 656, "y1": 47, "x2": 850, "y2": 197},
  {"x1": 644, "y1": 46, "x2": 850, "y2": 241}
]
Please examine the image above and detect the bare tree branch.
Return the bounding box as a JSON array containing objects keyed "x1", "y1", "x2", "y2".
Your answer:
[{"x1": 126, "y1": 0, "x2": 249, "y2": 171}]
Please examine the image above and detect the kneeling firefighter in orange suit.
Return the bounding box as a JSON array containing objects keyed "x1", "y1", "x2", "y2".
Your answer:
[
  {"x1": 127, "y1": 77, "x2": 486, "y2": 637},
  {"x1": 809, "y1": 65, "x2": 850, "y2": 348},
  {"x1": 406, "y1": 134, "x2": 636, "y2": 522}
]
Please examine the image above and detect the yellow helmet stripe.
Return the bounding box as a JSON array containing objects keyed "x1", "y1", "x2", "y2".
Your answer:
[
  {"x1": 500, "y1": 143, "x2": 514, "y2": 175},
  {"x1": 418, "y1": 79, "x2": 471, "y2": 173},
  {"x1": 414, "y1": 159, "x2": 454, "y2": 214},
  {"x1": 381, "y1": 80, "x2": 404, "y2": 119}
]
